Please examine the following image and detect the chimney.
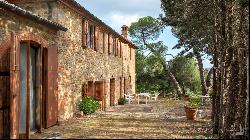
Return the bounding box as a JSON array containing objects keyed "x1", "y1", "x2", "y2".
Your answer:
[{"x1": 121, "y1": 25, "x2": 128, "y2": 39}]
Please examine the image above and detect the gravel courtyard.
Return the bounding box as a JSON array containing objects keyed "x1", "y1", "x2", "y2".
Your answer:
[{"x1": 31, "y1": 98, "x2": 213, "y2": 139}]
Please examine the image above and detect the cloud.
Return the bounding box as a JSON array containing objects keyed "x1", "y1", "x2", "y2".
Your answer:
[
  {"x1": 79, "y1": 0, "x2": 162, "y2": 17},
  {"x1": 108, "y1": 12, "x2": 140, "y2": 32},
  {"x1": 76, "y1": 0, "x2": 162, "y2": 33}
]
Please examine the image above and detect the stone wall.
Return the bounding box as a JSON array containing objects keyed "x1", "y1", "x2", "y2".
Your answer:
[
  {"x1": 5, "y1": 0, "x2": 136, "y2": 121},
  {"x1": 0, "y1": 9, "x2": 58, "y2": 47}
]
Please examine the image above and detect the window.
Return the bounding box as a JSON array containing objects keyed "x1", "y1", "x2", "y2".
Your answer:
[
  {"x1": 108, "y1": 33, "x2": 112, "y2": 54},
  {"x1": 103, "y1": 32, "x2": 105, "y2": 53},
  {"x1": 112, "y1": 37, "x2": 116, "y2": 55},
  {"x1": 130, "y1": 47, "x2": 132, "y2": 60},
  {"x1": 87, "y1": 22, "x2": 93, "y2": 49},
  {"x1": 93, "y1": 26, "x2": 97, "y2": 51},
  {"x1": 120, "y1": 42, "x2": 122, "y2": 58},
  {"x1": 116, "y1": 39, "x2": 120, "y2": 56},
  {"x1": 87, "y1": 21, "x2": 97, "y2": 50}
]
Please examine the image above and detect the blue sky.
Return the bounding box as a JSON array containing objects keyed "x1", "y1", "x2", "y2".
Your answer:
[{"x1": 76, "y1": 0, "x2": 212, "y2": 68}]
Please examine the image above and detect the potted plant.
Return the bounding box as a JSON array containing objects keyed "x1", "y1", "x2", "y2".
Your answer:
[
  {"x1": 78, "y1": 96, "x2": 100, "y2": 115},
  {"x1": 182, "y1": 88, "x2": 193, "y2": 101},
  {"x1": 184, "y1": 96, "x2": 201, "y2": 120},
  {"x1": 183, "y1": 94, "x2": 190, "y2": 101},
  {"x1": 118, "y1": 97, "x2": 127, "y2": 105}
]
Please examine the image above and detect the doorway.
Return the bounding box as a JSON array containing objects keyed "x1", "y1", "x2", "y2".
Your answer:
[
  {"x1": 110, "y1": 78, "x2": 115, "y2": 106},
  {"x1": 19, "y1": 41, "x2": 42, "y2": 138},
  {"x1": 124, "y1": 77, "x2": 127, "y2": 95},
  {"x1": 0, "y1": 42, "x2": 10, "y2": 139}
]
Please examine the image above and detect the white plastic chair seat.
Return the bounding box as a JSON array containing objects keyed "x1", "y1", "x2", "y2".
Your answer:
[
  {"x1": 151, "y1": 92, "x2": 160, "y2": 101},
  {"x1": 125, "y1": 94, "x2": 135, "y2": 104}
]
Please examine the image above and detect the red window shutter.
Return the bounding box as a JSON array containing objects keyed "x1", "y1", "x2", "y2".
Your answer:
[
  {"x1": 117, "y1": 40, "x2": 120, "y2": 57},
  {"x1": 120, "y1": 42, "x2": 122, "y2": 58},
  {"x1": 116, "y1": 38, "x2": 119, "y2": 56},
  {"x1": 95, "y1": 26, "x2": 99, "y2": 52},
  {"x1": 84, "y1": 81, "x2": 88, "y2": 97},
  {"x1": 45, "y1": 45, "x2": 58, "y2": 128},
  {"x1": 108, "y1": 34, "x2": 112, "y2": 54},
  {"x1": 82, "y1": 19, "x2": 88, "y2": 48}
]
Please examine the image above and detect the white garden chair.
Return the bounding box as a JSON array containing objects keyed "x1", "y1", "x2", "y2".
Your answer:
[
  {"x1": 151, "y1": 92, "x2": 160, "y2": 101},
  {"x1": 125, "y1": 94, "x2": 135, "y2": 104}
]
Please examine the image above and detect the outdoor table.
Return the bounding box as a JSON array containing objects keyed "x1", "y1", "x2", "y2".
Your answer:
[
  {"x1": 199, "y1": 95, "x2": 210, "y2": 105},
  {"x1": 137, "y1": 93, "x2": 151, "y2": 104}
]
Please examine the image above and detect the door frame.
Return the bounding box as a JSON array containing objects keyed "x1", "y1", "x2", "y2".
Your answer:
[
  {"x1": 18, "y1": 40, "x2": 44, "y2": 139},
  {"x1": 8, "y1": 32, "x2": 49, "y2": 139}
]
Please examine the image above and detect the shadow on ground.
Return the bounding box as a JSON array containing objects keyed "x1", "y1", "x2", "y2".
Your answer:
[{"x1": 31, "y1": 98, "x2": 213, "y2": 139}]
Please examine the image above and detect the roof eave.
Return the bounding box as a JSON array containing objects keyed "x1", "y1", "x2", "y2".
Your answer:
[{"x1": 0, "y1": 0, "x2": 67, "y2": 31}]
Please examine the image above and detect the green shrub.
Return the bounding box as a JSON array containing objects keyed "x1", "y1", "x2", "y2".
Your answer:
[
  {"x1": 187, "y1": 96, "x2": 201, "y2": 108},
  {"x1": 118, "y1": 97, "x2": 127, "y2": 105},
  {"x1": 78, "y1": 96, "x2": 100, "y2": 115}
]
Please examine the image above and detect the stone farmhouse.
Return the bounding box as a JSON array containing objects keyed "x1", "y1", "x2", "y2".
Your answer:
[{"x1": 0, "y1": 0, "x2": 136, "y2": 138}]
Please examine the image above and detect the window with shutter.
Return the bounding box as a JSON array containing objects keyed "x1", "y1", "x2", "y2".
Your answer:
[
  {"x1": 112, "y1": 37, "x2": 116, "y2": 55},
  {"x1": 120, "y1": 42, "x2": 122, "y2": 58},
  {"x1": 82, "y1": 18, "x2": 88, "y2": 48},
  {"x1": 102, "y1": 32, "x2": 105, "y2": 54},
  {"x1": 108, "y1": 33, "x2": 112, "y2": 55}
]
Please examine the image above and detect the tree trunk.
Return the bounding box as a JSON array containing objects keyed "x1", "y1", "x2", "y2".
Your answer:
[
  {"x1": 218, "y1": 0, "x2": 228, "y2": 137},
  {"x1": 234, "y1": 4, "x2": 248, "y2": 139},
  {"x1": 224, "y1": 51, "x2": 239, "y2": 139},
  {"x1": 194, "y1": 50, "x2": 208, "y2": 96},
  {"x1": 161, "y1": 61, "x2": 183, "y2": 96},
  {"x1": 212, "y1": 2, "x2": 220, "y2": 133},
  {"x1": 244, "y1": 5, "x2": 249, "y2": 138},
  {"x1": 206, "y1": 67, "x2": 213, "y2": 88}
]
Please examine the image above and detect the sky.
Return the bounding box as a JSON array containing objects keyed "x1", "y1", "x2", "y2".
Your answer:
[{"x1": 76, "y1": 0, "x2": 212, "y2": 68}]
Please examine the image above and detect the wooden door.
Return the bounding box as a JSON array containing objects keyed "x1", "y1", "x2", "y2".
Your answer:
[
  {"x1": 0, "y1": 39, "x2": 11, "y2": 139},
  {"x1": 95, "y1": 81, "x2": 104, "y2": 110},
  {"x1": 124, "y1": 77, "x2": 127, "y2": 95},
  {"x1": 45, "y1": 46, "x2": 58, "y2": 128},
  {"x1": 110, "y1": 79, "x2": 115, "y2": 106}
]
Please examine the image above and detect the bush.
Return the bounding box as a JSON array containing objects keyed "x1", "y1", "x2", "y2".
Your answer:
[
  {"x1": 118, "y1": 97, "x2": 127, "y2": 105},
  {"x1": 187, "y1": 96, "x2": 201, "y2": 108},
  {"x1": 78, "y1": 96, "x2": 100, "y2": 115}
]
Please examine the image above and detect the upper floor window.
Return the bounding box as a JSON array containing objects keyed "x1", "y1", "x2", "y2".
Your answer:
[
  {"x1": 116, "y1": 40, "x2": 119, "y2": 57},
  {"x1": 102, "y1": 32, "x2": 105, "y2": 53},
  {"x1": 112, "y1": 37, "x2": 116, "y2": 55},
  {"x1": 88, "y1": 22, "x2": 94, "y2": 49},
  {"x1": 108, "y1": 33, "x2": 112, "y2": 54},
  {"x1": 82, "y1": 17, "x2": 87, "y2": 48},
  {"x1": 130, "y1": 47, "x2": 132, "y2": 60}
]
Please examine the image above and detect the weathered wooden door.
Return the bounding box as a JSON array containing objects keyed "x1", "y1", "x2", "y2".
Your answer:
[
  {"x1": 45, "y1": 46, "x2": 58, "y2": 128},
  {"x1": 110, "y1": 78, "x2": 115, "y2": 106},
  {"x1": 124, "y1": 77, "x2": 127, "y2": 95},
  {"x1": 0, "y1": 41, "x2": 10, "y2": 139},
  {"x1": 18, "y1": 42, "x2": 42, "y2": 138},
  {"x1": 95, "y1": 81, "x2": 104, "y2": 110}
]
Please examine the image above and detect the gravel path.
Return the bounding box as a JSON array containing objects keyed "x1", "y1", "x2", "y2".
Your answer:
[{"x1": 30, "y1": 98, "x2": 213, "y2": 139}]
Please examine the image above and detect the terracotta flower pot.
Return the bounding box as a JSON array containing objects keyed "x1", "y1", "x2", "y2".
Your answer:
[
  {"x1": 183, "y1": 95, "x2": 190, "y2": 101},
  {"x1": 184, "y1": 106, "x2": 198, "y2": 120}
]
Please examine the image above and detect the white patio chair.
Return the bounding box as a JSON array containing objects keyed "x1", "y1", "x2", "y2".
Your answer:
[
  {"x1": 125, "y1": 94, "x2": 135, "y2": 104},
  {"x1": 151, "y1": 92, "x2": 160, "y2": 101}
]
